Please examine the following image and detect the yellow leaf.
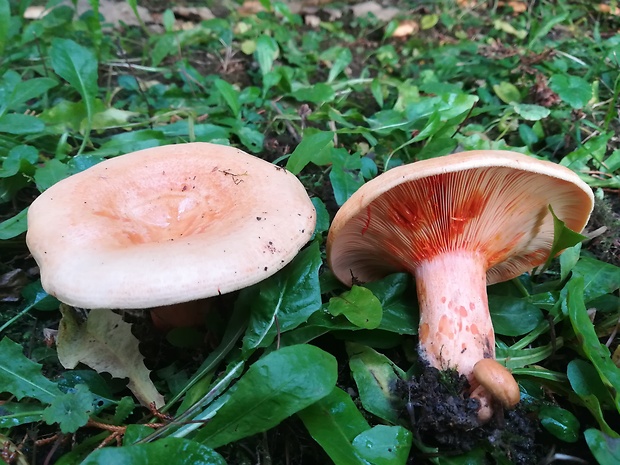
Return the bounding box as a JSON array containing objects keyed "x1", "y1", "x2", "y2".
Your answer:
[{"x1": 57, "y1": 306, "x2": 164, "y2": 408}]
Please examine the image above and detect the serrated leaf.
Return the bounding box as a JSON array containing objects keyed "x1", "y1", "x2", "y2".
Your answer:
[
  {"x1": 298, "y1": 387, "x2": 370, "y2": 465},
  {"x1": 194, "y1": 344, "x2": 337, "y2": 448},
  {"x1": 57, "y1": 307, "x2": 165, "y2": 408},
  {"x1": 242, "y1": 242, "x2": 322, "y2": 351},
  {"x1": 82, "y1": 438, "x2": 226, "y2": 465},
  {"x1": 42, "y1": 384, "x2": 95, "y2": 433},
  {"x1": 0, "y1": 337, "x2": 61, "y2": 404},
  {"x1": 329, "y1": 285, "x2": 383, "y2": 329}
]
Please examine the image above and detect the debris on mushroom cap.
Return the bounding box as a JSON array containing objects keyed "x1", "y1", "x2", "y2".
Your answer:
[
  {"x1": 473, "y1": 358, "x2": 520, "y2": 409},
  {"x1": 26, "y1": 142, "x2": 316, "y2": 309},
  {"x1": 326, "y1": 150, "x2": 594, "y2": 286}
]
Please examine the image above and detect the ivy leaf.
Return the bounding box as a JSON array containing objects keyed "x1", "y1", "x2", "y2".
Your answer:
[
  {"x1": 42, "y1": 384, "x2": 95, "y2": 433},
  {"x1": 0, "y1": 337, "x2": 61, "y2": 404},
  {"x1": 56, "y1": 306, "x2": 165, "y2": 408}
]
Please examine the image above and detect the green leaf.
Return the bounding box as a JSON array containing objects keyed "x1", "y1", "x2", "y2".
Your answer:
[
  {"x1": 567, "y1": 278, "x2": 620, "y2": 413},
  {"x1": 0, "y1": 337, "x2": 61, "y2": 404},
  {"x1": 326, "y1": 47, "x2": 352, "y2": 83},
  {"x1": 512, "y1": 103, "x2": 550, "y2": 121},
  {"x1": 352, "y1": 425, "x2": 412, "y2": 465},
  {"x1": 42, "y1": 384, "x2": 95, "y2": 433},
  {"x1": 5, "y1": 77, "x2": 58, "y2": 112},
  {"x1": 82, "y1": 438, "x2": 226, "y2": 465},
  {"x1": 34, "y1": 158, "x2": 70, "y2": 191},
  {"x1": 255, "y1": 35, "x2": 279, "y2": 76},
  {"x1": 311, "y1": 197, "x2": 330, "y2": 237},
  {"x1": 214, "y1": 79, "x2": 240, "y2": 118},
  {"x1": 0, "y1": 207, "x2": 28, "y2": 240},
  {"x1": 0, "y1": 113, "x2": 45, "y2": 134},
  {"x1": 567, "y1": 359, "x2": 616, "y2": 436},
  {"x1": 329, "y1": 286, "x2": 383, "y2": 330},
  {"x1": 539, "y1": 405, "x2": 580, "y2": 443},
  {"x1": 542, "y1": 205, "x2": 587, "y2": 271},
  {"x1": 330, "y1": 149, "x2": 364, "y2": 205},
  {"x1": 286, "y1": 131, "x2": 334, "y2": 174},
  {"x1": 549, "y1": 74, "x2": 592, "y2": 109},
  {"x1": 366, "y1": 274, "x2": 418, "y2": 335},
  {"x1": 0, "y1": 402, "x2": 45, "y2": 428},
  {"x1": 289, "y1": 83, "x2": 335, "y2": 103},
  {"x1": 298, "y1": 387, "x2": 370, "y2": 465},
  {"x1": 347, "y1": 343, "x2": 405, "y2": 424},
  {"x1": 421, "y1": 14, "x2": 439, "y2": 30},
  {"x1": 0, "y1": 145, "x2": 38, "y2": 178},
  {"x1": 493, "y1": 82, "x2": 521, "y2": 104},
  {"x1": 488, "y1": 295, "x2": 544, "y2": 336},
  {"x1": 585, "y1": 429, "x2": 620, "y2": 465},
  {"x1": 194, "y1": 344, "x2": 337, "y2": 448},
  {"x1": 0, "y1": 0, "x2": 9, "y2": 56},
  {"x1": 243, "y1": 241, "x2": 322, "y2": 351},
  {"x1": 571, "y1": 257, "x2": 620, "y2": 303}
]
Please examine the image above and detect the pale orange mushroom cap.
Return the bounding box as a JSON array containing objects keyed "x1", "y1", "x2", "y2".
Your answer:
[
  {"x1": 27, "y1": 143, "x2": 316, "y2": 309},
  {"x1": 326, "y1": 150, "x2": 593, "y2": 419}
]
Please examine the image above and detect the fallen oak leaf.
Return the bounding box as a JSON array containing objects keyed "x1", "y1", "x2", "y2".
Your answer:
[{"x1": 57, "y1": 306, "x2": 165, "y2": 408}]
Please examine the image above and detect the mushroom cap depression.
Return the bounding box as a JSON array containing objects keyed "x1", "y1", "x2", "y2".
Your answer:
[
  {"x1": 27, "y1": 143, "x2": 316, "y2": 309},
  {"x1": 327, "y1": 150, "x2": 593, "y2": 285}
]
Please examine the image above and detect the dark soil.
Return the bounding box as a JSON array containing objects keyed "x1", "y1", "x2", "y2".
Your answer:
[{"x1": 396, "y1": 364, "x2": 542, "y2": 465}]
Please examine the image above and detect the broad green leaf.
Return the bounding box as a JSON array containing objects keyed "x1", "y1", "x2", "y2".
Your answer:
[
  {"x1": 0, "y1": 0, "x2": 9, "y2": 56},
  {"x1": 352, "y1": 425, "x2": 412, "y2": 465},
  {"x1": 560, "y1": 243, "x2": 581, "y2": 281},
  {"x1": 493, "y1": 82, "x2": 521, "y2": 104},
  {"x1": 82, "y1": 438, "x2": 226, "y2": 465},
  {"x1": 512, "y1": 103, "x2": 550, "y2": 121},
  {"x1": 542, "y1": 205, "x2": 587, "y2": 271},
  {"x1": 539, "y1": 405, "x2": 580, "y2": 442},
  {"x1": 567, "y1": 278, "x2": 620, "y2": 413},
  {"x1": 329, "y1": 286, "x2": 383, "y2": 330},
  {"x1": 242, "y1": 241, "x2": 322, "y2": 351},
  {"x1": 298, "y1": 387, "x2": 370, "y2": 465},
  {"x1": 289, "y1": 83, "x2": 335, "y2": 103},
  {"x1": 255, "y1": 35, "x2": 279, "y2": 76},
  {"x1": 57, "y1": 307, "x2": 165, "y2": 408},
  {"x1": 560, "y1": 133, "x2": 611, "y2": 173},
  {"x1": 0, "y1": 207, "x2": 28, "y2": 240},
  {"x1": 0, "y1": 337, "x2": 61, "y2": 404},
  {"x1": 330, "y1": 150, "x2": 364, "y2": 205},
  {"x1": 347, "y1": 343, "x2": 405, "y2": 424},
  {"x1": 421, "y1": 14, "x2": 439, "y2": 30},
  {"x1": 0, "y1": 145, "x2": 38, "y2": 178},
  {"x1": 567, "y1": 359, "x2": 616, "y2": 436},
  {"x1": 571, "y1": 257, "x2": 620, "y2": 303},
  {"x1": 488, "y1": 295, "x2": 544, "y2": 336},
  {"x1": 214, "y1": 79, "x2": 240, "y2": 117},
  {"x1": 325, "y1": 47, "x2": 352, "y2": 83},
  {"x1": 42, "y1": 384, "x2": 95, "y2": 433},
  {"x1": 286, "y1": 131, "x2": 334, "y2": 174},
  {"x1": 5, "y1": 78, "x2": 58, "y2": 112},
  {"x1": 0, "y1": 113, "x2": 45, "y2": 134},
  {"x1": 194, "y1": 344, "x2": 337, "y2": 448},
  {"x1": 0, "y1": 402, "x2": 45, "y2": 428},
  {"x1": 21, "y1": 280, "x2": 60, "y2": 311},
  {"x1": 549, "y1": 74, "x2": 592, "y2": 109},
  {"x1": 311, "y1": 197, "x2": 330, "y2": 237},
  {"x1": 585, "y1": 429, "x2": 620, "y2": 465},
  {"x1": 366, "y1": 274, "x2": 418, "y2": 335},
  {"x1": 34, "y1": 158, "x2": 70, "y2": 191}
]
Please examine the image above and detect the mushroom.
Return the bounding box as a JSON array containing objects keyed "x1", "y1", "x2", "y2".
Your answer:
[
  {"x1": 326, "y1": 150, "x2": 593, "y2": 420},
  {"x1": 26, "y1": 142, "x2": 316, "y2": 326},
  {"x1": 471, "y1": 358, "x2": 520, "y2": 421}
]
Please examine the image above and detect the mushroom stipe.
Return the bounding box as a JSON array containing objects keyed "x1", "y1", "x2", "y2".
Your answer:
[{"x1": 327, "y1": 150, "x2": 594, "y2": 421}]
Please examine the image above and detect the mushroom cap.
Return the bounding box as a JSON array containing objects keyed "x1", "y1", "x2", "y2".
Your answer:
[
  {"x1": 27, "y1": 143, "x2": 316, "y2": 309},
  {"x1": 327, "y1": 150, "x2": 593, "y2": 286}
]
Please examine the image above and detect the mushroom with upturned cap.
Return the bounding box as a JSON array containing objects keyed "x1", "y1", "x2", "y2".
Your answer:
[
  {"x1": 27, "y1": 142, "x2": 316, "y2": 326},
  {"x1": 326, "y1": 150, "x2": 593, "y2": 421}
]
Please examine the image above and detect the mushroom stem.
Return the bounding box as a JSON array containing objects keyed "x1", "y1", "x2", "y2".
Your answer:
[
  {"x1": 413, "y1": 251, "x2": 497, "y2": 418},
  {"x1": 150, "y1": 300, "x2": 211, "y2": 331}
]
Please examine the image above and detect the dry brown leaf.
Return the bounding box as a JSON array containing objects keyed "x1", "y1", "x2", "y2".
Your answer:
[
  {"x1": 392, "y1": 20, "x2": 419, "y2": 38},
  {"x1": 351, "y1": 1, "x2": 400, "y2": 22},
  {"x1": 57, "y1": 306, "x2": 164, "y2": 408},
  {"x1": 172, "y1": 6, "x2": 215, "y2": 21}
]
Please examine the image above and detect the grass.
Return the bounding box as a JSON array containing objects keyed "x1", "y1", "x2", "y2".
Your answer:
[{"x1": 1, "y1": 0, "x2": 619, "y2": 464}]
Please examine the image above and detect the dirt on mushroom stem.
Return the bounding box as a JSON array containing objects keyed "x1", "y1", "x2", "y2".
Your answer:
[{"x1": 396, "y1": 363, "x2": 543, "y2": 465}]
